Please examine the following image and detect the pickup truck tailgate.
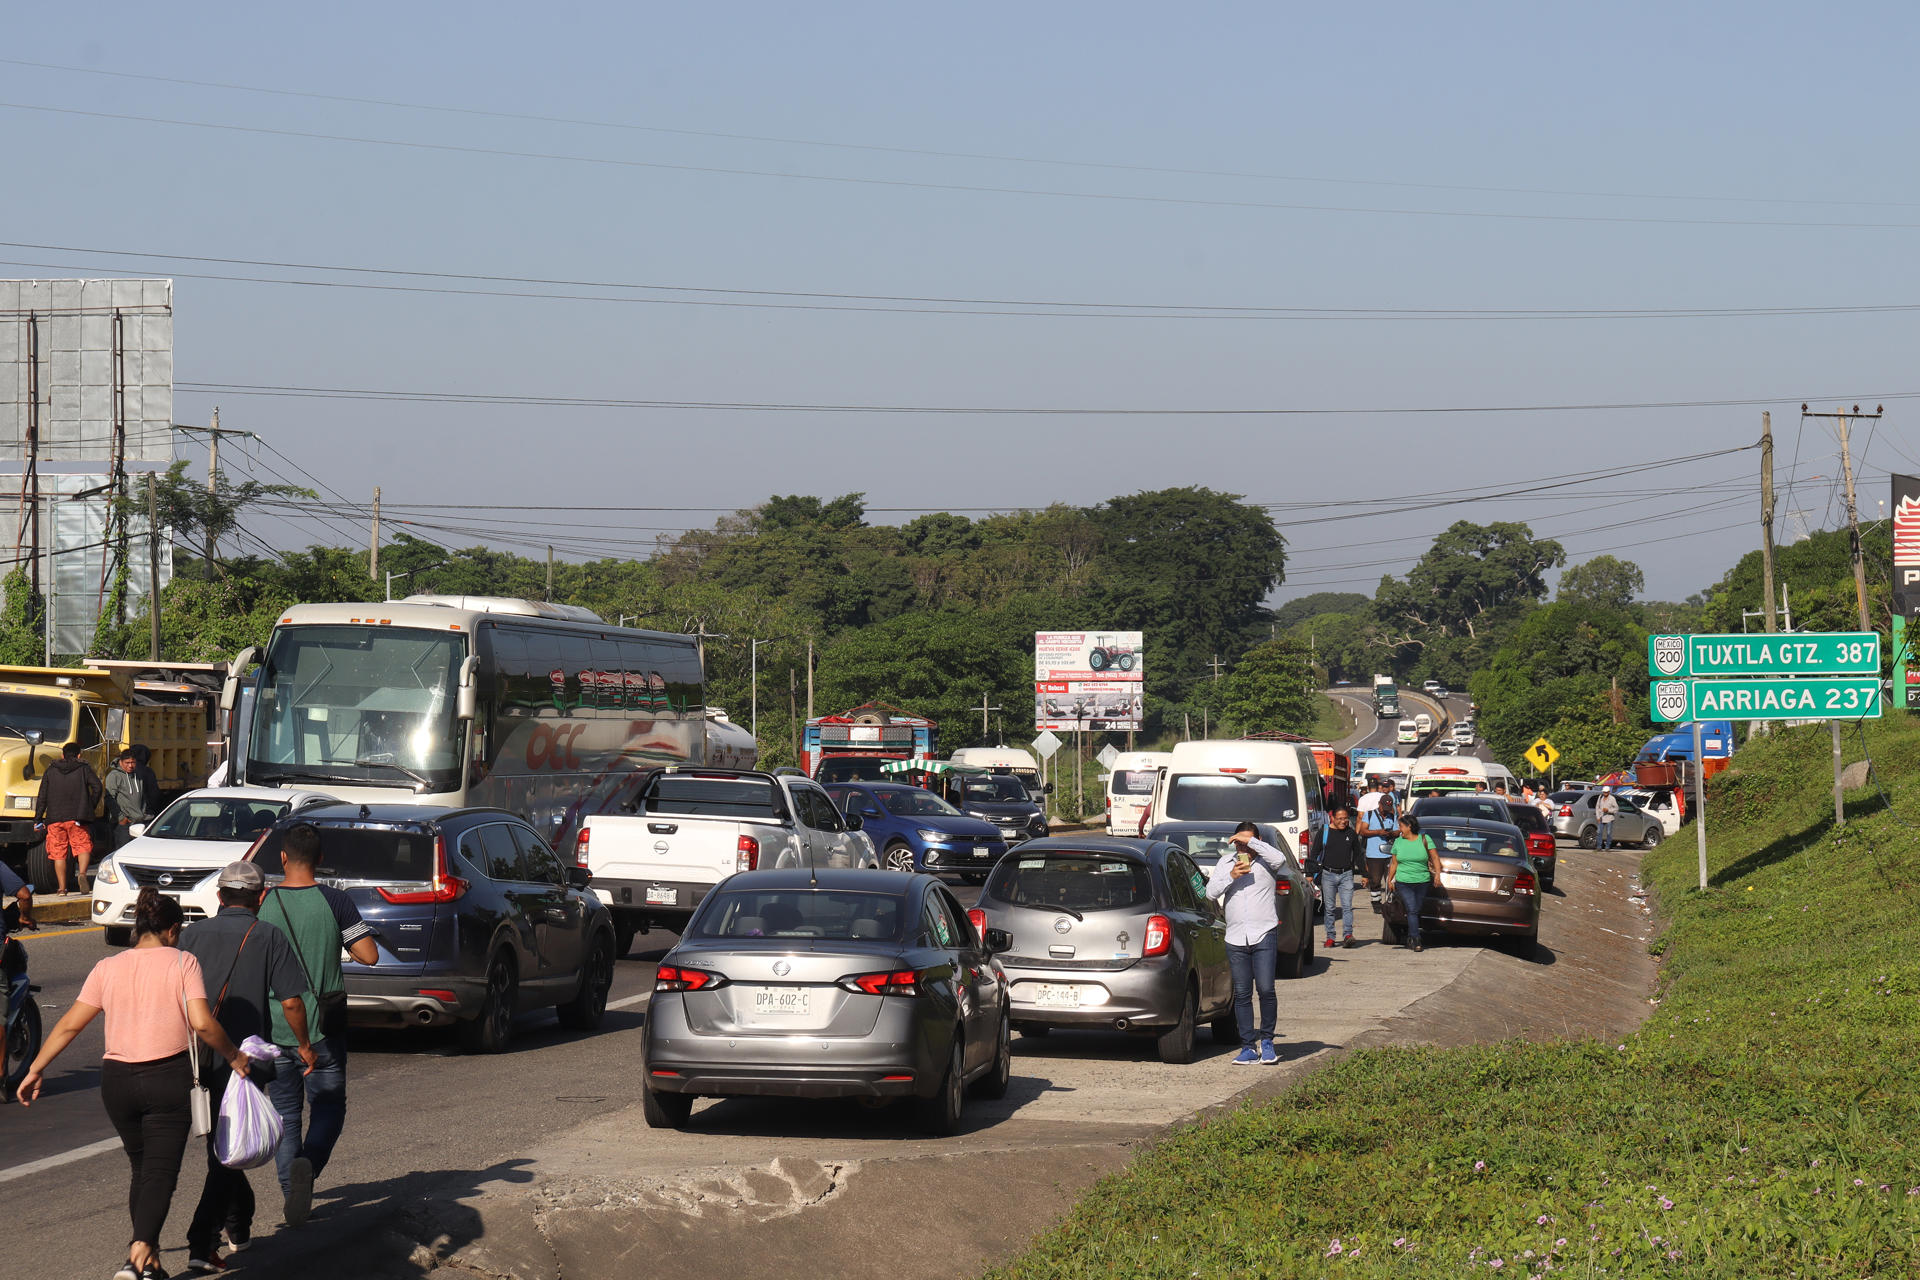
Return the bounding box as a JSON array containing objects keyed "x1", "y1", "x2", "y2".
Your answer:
[{"x1": 584, "y1": 814, "x2": 760, "y2": 918}]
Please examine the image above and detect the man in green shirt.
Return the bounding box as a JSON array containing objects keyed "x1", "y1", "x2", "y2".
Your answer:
[{"x1": 260, "y1": 823, "x2": 379, "y2": 1227}]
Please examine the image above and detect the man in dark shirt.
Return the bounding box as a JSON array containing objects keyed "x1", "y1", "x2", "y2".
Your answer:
[
  {"x1": 1309, "y1": 805, "x2": 1366, "y2": 949},
  {"x1": 179, "y1": 862, "x2": 316, "y2": 1272}
]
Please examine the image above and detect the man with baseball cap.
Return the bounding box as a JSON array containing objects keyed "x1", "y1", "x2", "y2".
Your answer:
[{"x1": 178, "y1": 862, "x2": 317, "y2": 1273}]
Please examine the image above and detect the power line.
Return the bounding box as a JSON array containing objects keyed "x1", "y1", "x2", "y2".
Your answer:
[
  {"x1": 9, "y1": 57, "x2": 1919, "y2": 213},
  {"x1": 10, "y1": 99, "x2": 1920, "y2": 232},
  {"x1": 8, "y1": 240, "x2": 1920, "y2": 323}
]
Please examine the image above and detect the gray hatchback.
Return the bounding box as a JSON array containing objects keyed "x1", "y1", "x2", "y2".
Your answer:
[
  {"x1": 641, "y1": 868, "x2": 1012, "y2": 1135},
  {"x1": 973, "y1": 836, "x2": 1235, "y2": 1062}
]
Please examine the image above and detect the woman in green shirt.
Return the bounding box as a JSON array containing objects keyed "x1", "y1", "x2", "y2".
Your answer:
[{"x1": 1387, "y1": 815, "x2": 1439, "y2": 952}]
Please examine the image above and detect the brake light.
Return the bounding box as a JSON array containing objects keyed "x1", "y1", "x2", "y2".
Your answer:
[
  {"x1": 1513, "y1": 871, "x2": 1538, "y2": 896},
  {"x1": 1218, "y1": 767, "x2": 1248, "y2": 774},
  {"x1": 574, "y1": 826, "x2": 591, "y2": 870},
  {"x1": 1143, "y1": 914, "x2": 1172, "y2": 957},
  {"x1": 843, "y1": 969, "x2": 921, "y2": 996},
  {"x1": 1558, "y1": 805, "x2": 1571, "y2": 817},
  {"x1": 655, "y1": 963, "x2": 728, "y2": 993},
  {"x1": 967, "y1": 908, "x2": 987, "y2": 941},
  {"x1": 736, "y1": 834, "x2": 759, "y2": 872},
  {"x1": 375, "y1": 835, "x2": 470, "y2": 904}
]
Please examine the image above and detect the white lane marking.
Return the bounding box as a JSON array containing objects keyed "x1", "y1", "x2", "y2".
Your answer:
[
  {"x1": 0, "y1": 1136, "x2": 122, "y2": 1184},
  {"x1": 607, "y1": 992, "x2": 651, "y2": 1011}
]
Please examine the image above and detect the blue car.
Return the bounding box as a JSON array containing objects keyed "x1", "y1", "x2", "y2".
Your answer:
[{"x1": 827, "y1": 783, "x2": 1009, "y2": 880}]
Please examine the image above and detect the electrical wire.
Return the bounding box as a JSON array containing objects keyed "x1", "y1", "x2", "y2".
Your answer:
[
  {"x1": 10, "y1": 99, "x2": 1920, "y2": 232},
  {"x1": 11, "y1": 57, "x2": 1917, "y2": 213}
]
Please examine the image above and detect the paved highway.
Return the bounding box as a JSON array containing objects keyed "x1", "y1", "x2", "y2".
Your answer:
[{"x1": 1328, "y1": 686, "x2": 1487, "y2": 762}]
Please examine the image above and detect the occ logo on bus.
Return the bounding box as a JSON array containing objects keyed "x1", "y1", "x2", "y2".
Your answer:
[
  {"x1": 1651, "y1": 635, "x2": 1686, "y2": 677},
  {"x1": 526, "y1": 722, "x2": 587, "y2": 770}
]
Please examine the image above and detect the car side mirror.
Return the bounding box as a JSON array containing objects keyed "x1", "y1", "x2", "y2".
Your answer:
[
  {"x1": 128, "y1": 823, "x2": 147, "y2": 839},
  {"x1": 983, "y1": 927, "x2": 1013, "y2": 954},
  {"x1": 844, "y1": 811, "x2": 863, "y2": 831},
  {"x1": 1044, "y1": 781, "x2": 1055, "y2": 794},
  {"x1": 567, "y1": 865, "x2": 592, "y2": 889}
]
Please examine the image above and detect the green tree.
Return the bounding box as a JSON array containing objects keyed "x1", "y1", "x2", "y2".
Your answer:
[
  {"x1": 141, "y1": 460, "x2": 315, "y2": 576},
  {"x1": 1272, "y1": 592, "x2": 1370, "y2": 632},
  {"x1": 0, "y1": 569, "x2": 45, "y2": 664},
  {"x1": 1699, "y1": 524, "x2": 1892, "y2": 634},
  {"x1": 1471, "y1": 601, "x2": 1649, "y2": 769},
  {"x1": 1216, "y1": 640, "x2": 1317, "y2": 736},
  {"x1": 812, "y1": 608, "x2": 1041, "y2": 750},
  {"x1": 1375, "y1": 520, "x2": 1565, "y2": 648},
  {"x1": 1557, "y1": 555, "x2": 1646, "y2": 610}
]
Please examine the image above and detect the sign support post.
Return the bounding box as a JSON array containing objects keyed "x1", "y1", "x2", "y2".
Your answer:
[
  {"x1": 1832, "y1": 721, "x2": 1846, "y2": 827},
  {"x1": 1693, "y1": 720, "x2": 1708, "y2": 891}
]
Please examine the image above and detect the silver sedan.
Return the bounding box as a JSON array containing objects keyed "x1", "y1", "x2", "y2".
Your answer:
[{"x1": 641, "y1": 868, "x2": 1012, "y2": 1135}]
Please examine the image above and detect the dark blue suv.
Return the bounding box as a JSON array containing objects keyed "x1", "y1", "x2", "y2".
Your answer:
[
  {"x1": 251, "y1": 804, "x2": 617, "y2": 1054},
  {"x1": 826, "y1": 783, "x2": 1007, "y2": 880}
]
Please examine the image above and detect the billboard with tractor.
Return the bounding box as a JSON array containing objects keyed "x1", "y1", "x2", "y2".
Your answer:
[{"x1": 1035, "y1": 631, "x2": 1144, "y2": 732}]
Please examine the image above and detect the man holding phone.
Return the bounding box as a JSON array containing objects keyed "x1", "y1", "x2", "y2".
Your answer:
[{"x1": 1204, "y1": 821, "x2": 1288, "y2": 1066}]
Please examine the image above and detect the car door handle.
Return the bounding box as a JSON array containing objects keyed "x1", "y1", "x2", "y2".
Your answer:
[{"x1": 544, "y1": 909, "x2": 569, "y2": 923}]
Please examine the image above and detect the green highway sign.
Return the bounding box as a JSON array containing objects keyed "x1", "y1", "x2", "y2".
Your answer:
[
  {"x1": 1648, "y1": 631, "x2": 1879, "y2": 679},
  {"x1": 1649, "y1": 677, "x2": 1883, "y2": 723}
]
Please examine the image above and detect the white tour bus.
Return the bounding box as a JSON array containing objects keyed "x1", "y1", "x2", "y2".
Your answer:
[
  {"x1": 947, "y1": 746, "x2": 1044, "y2": 797},
  {"x1": 1396, "y1": 719, "x2": 1419, "y2": 744},
  {"x1": 1105, "y1": 749, "x2": 1172, "y2": 835},
  {"x1": 1145, "y1": 739, "x2": 1325, "y2": 853},
  {"x1": 226, "y1": 596, "x2": 741, "y2": 851}
]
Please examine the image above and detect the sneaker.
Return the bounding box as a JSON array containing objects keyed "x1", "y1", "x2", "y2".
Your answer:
[
  {"x1": 1322, "y1": 937, "x2": 1337, "y2": 949},
  {"x1": 115, "y1": 1264, "x2": 137, "y2": 1280},
  {"x1": 1231, "y1": 1047, "x2": 1259, "y2": 1066},
  {"x1": 1343, "y1": 934, "x2": 1357, "y2": 948},
  {"x1": 139, "y1": 1265, "x2": 171, "y2": 1280},
  {"x1": 186, "y1": 1257, "x2": 226, "y2": 1275},
  {"x1": 224, "y1": 1227, "x2": 250, "y2": 1253},
  {"x1": 1259, "y1": 1040, "x2": 1279, "y2": 1065},
  {"x1": 285, "y1": 1155, "x2": 314, "y2": 1227}
]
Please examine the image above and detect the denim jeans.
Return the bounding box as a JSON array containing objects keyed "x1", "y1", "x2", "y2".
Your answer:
[
  {"x1": 1597, "y1": 820, "x2": 1615, "y2": 849},
  {"x1": 1395, "y1": 880, "x2": 1431, "y2": 943},
  {"x1": 1225, "y1": 930, "x2": 1278, "y2": 1049},
  {"x1": 269, "y1": 1035, "x2": 347, "y2": 1193},
  {"x1": 1320, "y1": 869, "x2": 1356, "y2": 940}
]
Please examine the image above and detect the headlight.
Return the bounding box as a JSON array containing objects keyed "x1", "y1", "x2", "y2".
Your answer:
[
  {"x1": 916, "y1": 829, "x2": 949, "y2": 843},
  {"x1": 95, "y1": 857, "x2": 120, "y2": 884},
  {"x1": 6, "y1": 793, "x2": 31, "y2": 811}
]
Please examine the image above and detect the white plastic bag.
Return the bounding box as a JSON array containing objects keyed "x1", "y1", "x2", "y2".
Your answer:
[{"x1": 215, "y1": 1038, "x2": 284, "y2": 1169}]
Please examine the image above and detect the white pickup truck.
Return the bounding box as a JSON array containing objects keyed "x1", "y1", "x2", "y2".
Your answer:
[{"x1": 579, "y1": 768, "x2": 878, "y2": 955}]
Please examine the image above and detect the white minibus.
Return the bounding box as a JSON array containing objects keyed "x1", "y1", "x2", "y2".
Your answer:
[
  {"x1": 1146, "y1": 739, "x2": 1325, "y2": 852},
  {"x1": 1396, "y1": 719, "x2": 1418, "y2": 744},
  {"x1": 1104, "y1": 750, "x2": 1172, "y2": 835}
]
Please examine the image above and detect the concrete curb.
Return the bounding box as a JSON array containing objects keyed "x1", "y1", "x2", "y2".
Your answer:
[{"x1": 30, "y1": 893, "x2": 91, "y2": 924}]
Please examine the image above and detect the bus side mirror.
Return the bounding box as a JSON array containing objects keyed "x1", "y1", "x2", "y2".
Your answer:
[
  {"x1": 456, "y1": 656, "x2": 480, "y2": 721},
  {"x1": 220, "y1": 648, "x2": 258, "y2": 714}
]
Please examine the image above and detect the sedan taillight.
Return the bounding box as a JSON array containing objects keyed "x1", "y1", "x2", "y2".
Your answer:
[
  {"x1": 1513, "y1": 871, "x2": 1538, "y2": 897},
  {"x1": 655, "y1": 963, "x2": 728, "y2": 993},
  {"x1": 842, "y1": 969, "x2": 922, "y2": 996},
  {"x1": 1143, "y1": 914, "x2": 1172, "y2": 957}
]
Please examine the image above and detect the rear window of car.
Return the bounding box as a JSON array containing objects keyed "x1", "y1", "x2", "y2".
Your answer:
[
  {"x1": 690, "y1": 889, "x2": 906, "y2": 941},
  {"x1": 1164, "y1": 775, "x2": 1298, "y2": 823},
  {"x1": 254, "y1": 824, "x2": 438, "y2": 883},
  {"x1": 1109, "y1": 770, "x2": 1156, "y2": 796},
  {"x1": 1505, "y1": 806, "x2": 1549, "y2": 834},
  {"x1": 986, "y1": 853, "x2": 1154, "y2": 912},
  {"x1": 1415, "y1": 797, "x2": 1510, "y2": 823},
  {"x1": 645, "y1": 776, "x2": 778, "y2": 818},
  {"x1": 1424, "y1": 824, "x2": 1525, "y2": 860}
]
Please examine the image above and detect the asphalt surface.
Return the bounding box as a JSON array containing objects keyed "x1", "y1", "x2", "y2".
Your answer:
[{"x1": 1328, "y1": 684, "x2": 1485, "y2": 761}]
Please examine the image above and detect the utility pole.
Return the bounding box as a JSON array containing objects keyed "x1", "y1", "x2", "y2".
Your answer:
[
  {"x1": 806, "y1": 636, "x2": 814, "y2": 721},
  {"x1": 974, "y1": 693, "x2": 1002, "y2": 740},
  {"x1": 545, "y1": 545, "x2": 554, "y2": 602},
  {"x1": 1759, "y1": 412, "x2": 1779, "y2": 635},
  {"x1": 1802, "y1": 403, "x2": 1882, "y2": 632},
  {"x1": 146, "y1": 473, "x2": 161, "y2": 661},
  {"x1": 206, "y1": 407, "x2": 219, "y2": 567},
  {"x1": 369, "y1": 486, "x2": 381, "y2": 581}
]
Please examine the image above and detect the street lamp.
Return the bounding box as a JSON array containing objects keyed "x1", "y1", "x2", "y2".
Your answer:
[{"x1": 385, "y1": 570, "x2": 412, "y2": 601}]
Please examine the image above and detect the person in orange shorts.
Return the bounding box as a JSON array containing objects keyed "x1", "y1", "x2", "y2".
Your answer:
[{"x1": 34, "y1": 742, "x2": 102, "y2": 895}]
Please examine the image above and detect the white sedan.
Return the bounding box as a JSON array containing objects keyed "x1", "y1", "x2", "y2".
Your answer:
[{"x1": 91, "y1": 787, "x2": 338, "y2": 944}]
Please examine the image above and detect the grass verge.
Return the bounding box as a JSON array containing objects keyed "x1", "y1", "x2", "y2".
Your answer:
[
  {"x1": 1311, "y1": 694, "x2": 1351, "y2": 743},
  {"x1": 989, "y1": 718, "x2": 1920, "y2": 1277}
]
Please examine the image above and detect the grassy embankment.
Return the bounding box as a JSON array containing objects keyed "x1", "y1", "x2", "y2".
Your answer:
[{"x1": 992, "y1": 718, "x2": 1920, "y2": 1277}]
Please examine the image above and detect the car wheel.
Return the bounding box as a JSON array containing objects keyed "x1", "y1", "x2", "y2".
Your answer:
[
  {"x1": 1211, "y1": 1010, "x2": 1240, "y2": 1045},
  {"x1": 1578, "y1": 825, "x2": 1598, "y2": 850},
  {"x1": 24, "y1": 839, "x2": 56, "y2": 895},
  {"x1": 103, "y1": 927, "x2": 132, "y2": 947},
  {"x1": 458, "y1": 950, "x2": 518, "y2": 1054},
  {"x1": 1156, "y1": 985, "x2": 1197, "y2": 1064},
  {"x1": 1642, "y1": 827, "x2": 1662, "y2": 849},
  {"x1": 883, "y1": 843, "x2": 916, "y2": 872},
  {"x1": 3, "y1": 995, "x2": 41, "y2": 1098},
  {"x1": 642, "y1": 1085, "x2": 694, "y2": 1129},
  {"x1": 557, "y1": 932, "x2": 615, "y2": 1030},
  {"x1": 971, "y1": 1009, "x2": 1012, "y2": 1099},
  {"x1": 612, "y1": 919, "x2": 637, "y2": 959},
  {"x1": 914, "y1": 1037, "x2": 965, "y2": 1136}
]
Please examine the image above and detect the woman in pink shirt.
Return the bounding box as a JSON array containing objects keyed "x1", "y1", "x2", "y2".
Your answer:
[{"x1": 18, "y1": 887, "x2": 249, "y2": 1280}]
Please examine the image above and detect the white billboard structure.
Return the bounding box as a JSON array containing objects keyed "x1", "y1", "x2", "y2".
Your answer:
[
  {"x1": 1035, "y1": 631, "x2": 1144, "y2": 732},
  {"x1": 0, "y1": 281, "x2": 175, "y2": 656}
]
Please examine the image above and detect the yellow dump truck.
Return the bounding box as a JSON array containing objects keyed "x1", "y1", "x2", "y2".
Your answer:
[{"x1": 0, "y1": 661, "x2": 226, "y2": 891}]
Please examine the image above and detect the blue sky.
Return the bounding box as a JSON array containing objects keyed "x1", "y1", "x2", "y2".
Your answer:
[{"x1": 5, "y1": 2, "x2": 1918, "y2": 602}]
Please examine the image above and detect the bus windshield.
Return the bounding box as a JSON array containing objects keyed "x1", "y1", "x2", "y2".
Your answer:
[{"x1": 246, "y1": 625, "x2": 467, "y2": 790}]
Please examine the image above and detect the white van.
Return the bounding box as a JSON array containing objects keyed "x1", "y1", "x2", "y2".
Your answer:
[
  {"x1": 1146, "y1": 739, "x2": 1325, "y2": 852},
  {"x1": 1408, "y1": 756, "x2": 1489, "y2": 796},
  {"x1": 1105, "y1": 750, "x2": 1172, "y2": 835},
  {"x1": 1484, "y1": 761, "x2": 1518, "y2": 794},
  {"x1": 947, "y1": 746, "x2": 1044, "y2": 798},
  {"x1": 1413, "y1": 713, "x2": 1434, "y2": 735},
  {"x1": 1396, "y1": 719, "x2": 1418, "y2": 744}
]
